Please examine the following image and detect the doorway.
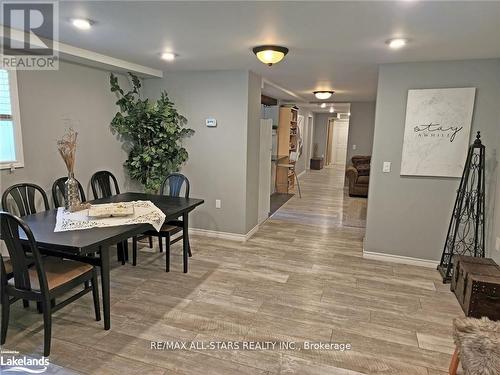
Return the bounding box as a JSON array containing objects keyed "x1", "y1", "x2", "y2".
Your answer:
[{"x1": 325, "y1": 118, "x2": 349, "y2": 167}]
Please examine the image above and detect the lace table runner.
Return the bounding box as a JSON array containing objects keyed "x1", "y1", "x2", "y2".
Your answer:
[{"x1": 54, "y1": 200, "x2": 166, "y2": 232}]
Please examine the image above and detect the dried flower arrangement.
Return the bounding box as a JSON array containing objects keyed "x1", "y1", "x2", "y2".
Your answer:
[{"x1": 57, "y1": 128, "x2": 78, "y2": 173}]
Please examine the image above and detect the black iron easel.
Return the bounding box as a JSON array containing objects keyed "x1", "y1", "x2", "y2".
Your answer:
[{"x1": 438, "y1": 131, "x2": 486, "y2": 283}]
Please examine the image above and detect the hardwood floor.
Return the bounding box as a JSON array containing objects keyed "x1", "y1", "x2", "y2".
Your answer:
[{"x1": 1, "y1": 166, "x2": 462, "y2": 374}]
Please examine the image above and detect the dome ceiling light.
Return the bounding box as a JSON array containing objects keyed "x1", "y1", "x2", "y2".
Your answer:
[
  {"x1": 313, "y1": 91, "x2": 334, "y2": 100},
  {"x1": 253, "y1": 45, "x2": 289, "y2": 66}
]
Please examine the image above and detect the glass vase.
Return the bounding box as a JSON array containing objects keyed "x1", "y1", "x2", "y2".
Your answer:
[{"x1": 65, "y1": 172, "x2": 81, "y2": 210}]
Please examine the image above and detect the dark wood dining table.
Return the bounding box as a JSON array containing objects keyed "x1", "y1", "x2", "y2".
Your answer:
[{"x1": 19, "y1": 192, "x2": 204, "y2": 330}]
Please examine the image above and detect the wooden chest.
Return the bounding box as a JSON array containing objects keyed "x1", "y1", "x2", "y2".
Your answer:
[
  {"x1": 451, "y1": 256, "x2": 500, "y2": 320},
  {"x1": 310, "y1": 157, "x2": 324, "y2": 170},
  {"x1": 463, "y1": 275, "x2": 500, "y2": 321}
]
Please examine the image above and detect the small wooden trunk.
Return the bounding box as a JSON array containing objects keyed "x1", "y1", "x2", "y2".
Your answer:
[
  {"x1": 451, "y1": 255, "x2": 496, "y2": 296},
  {"x1": 451, "y1": 256, "x2": 500, "y2": 320},
  {"x1": 463, "y1": 275, "x2": 500, "y2": 321}
]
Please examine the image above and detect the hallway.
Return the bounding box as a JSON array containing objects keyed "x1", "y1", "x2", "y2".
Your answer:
[{"x1": 4, "y1": 168, "x2": 462, "y2": 375}]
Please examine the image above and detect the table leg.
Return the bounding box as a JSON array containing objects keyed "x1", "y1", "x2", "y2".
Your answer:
[
  {"x1": 99, "y1": 247, "x2": 111, "y2": 330},
  {"x1": 183, "y1": 212, "x2": 189, "y2": 273}
]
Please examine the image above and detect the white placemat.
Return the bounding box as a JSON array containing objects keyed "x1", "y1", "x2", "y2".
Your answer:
[{"x1": 54, "y1": 200, "x2": 166, "y2": 232}]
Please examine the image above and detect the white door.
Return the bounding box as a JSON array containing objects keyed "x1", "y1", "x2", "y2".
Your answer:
[
  {"x1": 331, "y1": 120, "x2": 349, "y2": 166},
  {"x1": 258, "y1": 119, "x2": 273, "y2": 224}
]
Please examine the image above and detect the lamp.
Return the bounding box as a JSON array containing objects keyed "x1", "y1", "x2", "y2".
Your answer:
[
  {"x1": 314, "y1": 91, "x2": 334, "y2": 100},
  {"x1": 253, "y1": 45, "x2": 289, "y2": 66}
]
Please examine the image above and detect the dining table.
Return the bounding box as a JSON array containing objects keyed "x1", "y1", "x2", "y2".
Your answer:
[{"x1": 19, "y1": 192, "x2": 204, "y2": 330}]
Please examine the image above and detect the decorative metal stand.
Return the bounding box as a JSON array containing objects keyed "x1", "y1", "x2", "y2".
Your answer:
[{"x1": 438, "y1": 131, "x2": 486, "y2": 283}]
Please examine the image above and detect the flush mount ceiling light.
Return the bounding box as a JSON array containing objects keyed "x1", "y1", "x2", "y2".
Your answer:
[
  {"x1": 313, "y1": 91, "x2": 334, "y2": 100},
  {"x1": 71, "y1": 18, "x2": 93, "y2": 30},
  {"x1": 161, "y1": 52, "x2": 177, "y2": 61},
  {"x1": 252, "y1": 45, "x2": 289, "y2": 66},
  {"x1": 329, "y1": 106, "x2": 335, "y2": 113},
  {"x1": 320, "y1": 103, "x2": 326, "y2": 108},
  {"x1": 386, "y1": 38, "x2": 408, "y2": 49}
]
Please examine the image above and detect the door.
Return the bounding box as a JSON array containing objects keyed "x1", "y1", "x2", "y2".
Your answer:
[
  {"x1": 325, "y1": 119, "x2": 334, "y2": 165},
  {"x1": 331, "y1": 120, "x2": 349, "y2": 166},
  {"x1": 258, "y1": 119, "x2": 273, "y2": 224}
]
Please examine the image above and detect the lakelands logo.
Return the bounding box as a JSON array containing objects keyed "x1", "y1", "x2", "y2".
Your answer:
[
  {"x1": 0, "y1": 350, "x2": 49, "y2": 373},
  {"x1": 1, "y1": 1, "x2": 59, "y2": 70}
]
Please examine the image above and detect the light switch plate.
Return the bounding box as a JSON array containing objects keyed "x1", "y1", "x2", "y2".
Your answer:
[
  {"x1": 383, "y1": 162, "x2": 391, "y2": 173},
  {"x1": 215, "y1": 199, "x2": 221, "y2": 209},
  {"x1": 352, "y1": 144, "x2": 357, "y2": 150}
]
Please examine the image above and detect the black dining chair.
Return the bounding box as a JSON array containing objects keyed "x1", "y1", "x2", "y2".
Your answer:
[
  {"x1": 1, "y1": 183, "x2": 50, "y2": 217},
  {"x1": 90, "y1": 171, "x2": 153, "y2": 263},
  {"x1": 52, "y1": 177, "x2": 86, "y2": 207},
  {"x1": 132, "y1": 173, "x2": 192, "y2": 272},
  {"x1": 0, "y1": 211, "x2": 101, "y2": 357}
]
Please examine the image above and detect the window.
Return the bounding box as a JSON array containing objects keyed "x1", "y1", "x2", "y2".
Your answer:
[{"x1": 0, "y1": 69, "x2": 23, "y2": 169}]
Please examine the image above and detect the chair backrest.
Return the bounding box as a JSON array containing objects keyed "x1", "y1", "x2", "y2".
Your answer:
[
  {"x1": 289, "y1": 151, "x2": 299, "y2": 163},
  {"x1": 160, "y1": 173, "x2": 190, "y2": 198},
  {"x1": 0, "y1": 211, "x2": 48, "y2": 295},
  {"x1": 90, "y1": 171, "x2": 120, "y2": 199},
  {"x1": 1, "y1": 183, "x2": 50, "y2": 216},
  {"x1": 52, "y1": 177, "x2": 86, "y2": 207}
]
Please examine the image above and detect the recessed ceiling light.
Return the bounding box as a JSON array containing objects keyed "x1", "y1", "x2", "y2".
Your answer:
[
  {"x1": 252, "y1": 45, "x2": 289, "y2": 66},
  {"x1": 386, "y1": 38, "x2": 408, "y2": 49},
  {"x1": 71, "y1": 18, "x2": 92, "y2": 30},
  {"x1": 314, "y1": 91, "x2": 334, "y2": 100},
  {"x1": 320, "y1": 103, "x2": 326, "y2": 108},
  {"x1": 161, "y1": 52, "x2": 177, "y2": 61},
  {"x1": 329, "y1": 106, "x2": 335, "y2": 113}
]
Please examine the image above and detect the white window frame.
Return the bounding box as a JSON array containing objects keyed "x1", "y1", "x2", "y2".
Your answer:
[{"x1": 0, "y1": 70, "x2": 24, "y2": 170}]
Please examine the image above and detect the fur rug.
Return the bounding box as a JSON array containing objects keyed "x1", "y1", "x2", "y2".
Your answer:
[{"x1": 453, "y1": 317, "x2": 500, "y2": 375}]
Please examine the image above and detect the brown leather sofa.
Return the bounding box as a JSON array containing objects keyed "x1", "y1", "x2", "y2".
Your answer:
[{"x1": 346, "y1": 155, "x2": 371, "y2": 197}]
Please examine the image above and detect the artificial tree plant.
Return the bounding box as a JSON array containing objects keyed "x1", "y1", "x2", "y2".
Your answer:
[{"x1": 110, "y1": 72, "x2": 194, "y2": 192}]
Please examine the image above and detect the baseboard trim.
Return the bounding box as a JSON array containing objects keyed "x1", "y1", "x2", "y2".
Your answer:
[
  {"x1": 297, "y1": 170, "x2": 306, "y2": 178},
  {"x1": 363, "y1": 250, "x2": 439, "y2": 268},
  {"x1": 190, "y1": 224, "x2": 259, "y2": 242}
]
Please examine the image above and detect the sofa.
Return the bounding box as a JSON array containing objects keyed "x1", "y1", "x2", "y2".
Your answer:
[{"x1": 346, "y1": 155, "x2": 371, "y2": 197}]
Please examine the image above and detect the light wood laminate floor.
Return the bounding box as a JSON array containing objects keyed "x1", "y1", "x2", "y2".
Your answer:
[{"x1": 1, "y1": 166, "x2": 462, "y2": 375}]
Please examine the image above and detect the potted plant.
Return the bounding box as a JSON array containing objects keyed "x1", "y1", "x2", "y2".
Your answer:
[{"x1": 110, "y1": 73, "x2": 194, "y2": 193}]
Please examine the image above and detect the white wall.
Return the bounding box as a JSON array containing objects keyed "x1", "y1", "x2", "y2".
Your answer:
[
  {"x1": 365, "y1": 59, "x2": 500, "y2": 262},
  {"x1": 0, "y1": 61, "x2": 136, "y2": 204}
]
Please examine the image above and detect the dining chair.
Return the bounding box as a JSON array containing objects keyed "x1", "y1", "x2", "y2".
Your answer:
[
  {"x1": 0, "y1": 211, "x2": 101, "y2": 357},
  {"x1": 1, "y1": 183, "x2": 50, "y2": 216},
  {"x1": 90, "y1": 171, "x2": 139, "y2": 264},
  {"x1": 277, "y1": 151, "x2": 302, "y2": 198},
  {"x1": 52, "y1": 177, "x2": 86, "y2": 207},
  {"x1": 132, "y1": 173, "x2": 192, "y2": 272}
]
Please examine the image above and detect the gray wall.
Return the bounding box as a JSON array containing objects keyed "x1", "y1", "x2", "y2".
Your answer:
[
  {"x1": 143, "y1": 70, "x2": 257, "y2": 235},
  {"x1": 245, "y1": 71, "x2": 261, "y2": 232},
  {"x1": 346, "y1": 102, "x2": 376, "y2": 164},
  {"x1": 365, "y1": 59, "x2": 500, "y2": 262},
  {"x1": 313, "y1": 113, "x2": 330, "y2": 159},
  {"x1": 0, "y1": 61, "x2": 136, "y2": 205}
]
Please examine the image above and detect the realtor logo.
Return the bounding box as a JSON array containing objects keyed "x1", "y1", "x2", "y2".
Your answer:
[{"x1": 1, "y1": 1, "x2": 59, "y2": 70}]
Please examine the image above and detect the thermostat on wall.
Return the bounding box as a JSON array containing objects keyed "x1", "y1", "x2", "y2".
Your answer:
[{"x1": 206, "y1": 118, "x2": 217, "y2": 127}]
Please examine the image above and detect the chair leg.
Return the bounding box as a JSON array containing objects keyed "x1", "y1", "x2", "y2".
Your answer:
[
  {"x1": 37, "y1": 302, "x2": 43, "y2": 313},
  {"x1": 42, "y1": 299, "x2": 52, "y2": 357},
  {"x1": 132, "y1": 236, "x2": 138, "y2": 266},
  {"x1": 117, "y1": 242, "x2": 125, "y2": 265},
  {"x1": 165, "y1": 234, "x2": 170, "y2": 272},
  {"x1": 148, "y1": 235, "x2": 153, "y2": 248},
  {"x1": 91, "y1": 269, "x2": 101, "y2": 322},
  {"x1": 123, "y1": 240, "x2": 129, "y2": 262},
  {"x1": 22, "y1": 300, "x2": 29, "y2": 308},
  {"x1": 1, "y1": 290, "x2": 10, "y2": 345},
  {"x1": 293, "y1": 169, "x2": 302, "y2": 198},
  {"x1": 159, "y1": 236, "x2": 163, "y2": 253},
  {"x1": 449, "y1": 347, "x2": 460, "y2": 375},
  {"x1": 188, "y1": 241, "x2": 192, "y2": 257}
]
